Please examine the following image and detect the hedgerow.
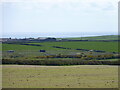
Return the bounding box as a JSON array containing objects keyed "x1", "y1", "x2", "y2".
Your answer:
[{"x1": 2, "y1": 59, "x2": 120, "y2": 66}]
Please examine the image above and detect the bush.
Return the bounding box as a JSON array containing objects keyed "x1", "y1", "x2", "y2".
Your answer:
[{"x1": 2, "y1": 59, "x2": 120, "y2": 66}]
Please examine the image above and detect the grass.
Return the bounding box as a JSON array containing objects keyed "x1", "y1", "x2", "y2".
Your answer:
[
  {"x1": 2, "y1": 65, "x2": 118, "y2": 88},
  {"x1": 96, "y1": 59, "x2": 119, "y2": 61},
  {"x1": 2, "y1": 43, "x2": 48, "y2": 51},
  {"x1": 2, "y1": 34, "x2": 119, "y2": 53},
  {"x1": 2, "y1": 41, "x2": 118, "y2": 59},
  {"x1": 29, "y1": 41, "x2": 118, "y2": 52},
  {"x1": 2, "y1": 41, "x2": 119, "y2": 52},
  {"x1": 61, "y1": 35, "x2": 119, "y2": 40},
  {"x1": 2, "y1": 35, "x2": 119, "y2": 52},
  {"x1": 0, "y1": 43, "x2": 2, "y2": 51},
  {"x1": 2, "y1": 35, "x2": 119, "y2": 61}
]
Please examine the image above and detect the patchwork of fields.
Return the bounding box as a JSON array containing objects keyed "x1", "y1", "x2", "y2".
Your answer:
[
  {"x1": 2, "y1": 35, "x2": 119, "y2": 88},
  {"x1": 2, "y1": 40, "x2": 119, "y2": 65},
  {"x1": 3, "y1": 41, "x2": 118, "y2": 52},
  {"x1": 2, "y1": 65, "x2": 118, "y2": 88}
]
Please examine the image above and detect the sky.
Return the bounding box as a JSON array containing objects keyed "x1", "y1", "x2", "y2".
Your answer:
[{"x1": 1, "y1": 0, "x2": 119, "y2": 34}]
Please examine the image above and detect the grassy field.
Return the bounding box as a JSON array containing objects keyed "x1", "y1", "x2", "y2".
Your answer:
[
  {"x1": 2, "y1": 41, "x2": 119, "y2": 60},
  {"x1": 2, "y1": 41, "x2": 118, "y2": 52},
  {"x1": 29, "y1": 41, "x2": 118, "y2": 52},
  {"x1": 2, "y1": 43, "x2": 50, "y2": 51},
  {"x1": 61, "y1": 35, "x2": 119, "y2": 40},
  {"x1": 2, "y1": 65, "x2": 118, "y2": 88}
]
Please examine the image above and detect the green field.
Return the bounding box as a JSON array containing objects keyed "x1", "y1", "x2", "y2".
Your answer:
[
  {"x1": 2, "y1": 43, "x2": 47, "y2": 51},
  {"x1": 29, "y1": 41, "x2": 118, "y2": 52},
  {"x1": 2, "y1": 40, "x2": 119, "y2": 62},
  {"x1": 2, "y1": 41, "x2": 118, "y2": 52},
  {"x1": 61, "y1": 35, "x2": 119, "y2": 40},
  {"x1": 2, "y1": 35, "x2": 119, "y2": 65},
  {"x1": 2, "y1": 65, "x2": 118, "y2": 88}
]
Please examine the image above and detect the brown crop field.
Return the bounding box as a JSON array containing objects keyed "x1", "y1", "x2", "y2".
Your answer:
[{"x1": 2, "y1": 65, "x2": 118, "y2": 88}]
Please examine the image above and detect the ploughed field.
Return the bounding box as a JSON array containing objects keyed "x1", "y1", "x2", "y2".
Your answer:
[{"x1": 2, "y1": 65, "x2": 118, "y2": 88}]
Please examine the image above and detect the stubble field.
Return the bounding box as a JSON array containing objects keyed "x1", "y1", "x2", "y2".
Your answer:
[{"x1": 2, "y1": 65, "x2": 118, "y2": 88}]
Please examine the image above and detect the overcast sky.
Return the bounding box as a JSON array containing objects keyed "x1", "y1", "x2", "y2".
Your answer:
[{"x1": 1, "y1": 0, "x2": 118, "y2": 34}]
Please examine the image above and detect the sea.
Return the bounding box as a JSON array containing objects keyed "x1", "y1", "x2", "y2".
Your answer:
[{"x1": 2, "y1": 32, "x2": 118, "y2": 39}]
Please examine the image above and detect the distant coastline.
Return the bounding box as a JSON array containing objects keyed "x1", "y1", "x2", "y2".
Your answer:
[{"x1": 2, "y1": 32, "x2": 118, "y2": 38}]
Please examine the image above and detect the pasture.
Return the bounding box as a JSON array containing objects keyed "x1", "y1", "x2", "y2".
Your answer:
[
  {"x1": 2, "y1": 41, "x2": 119, "y2": 63},
  {"x1": 29, "y1": 41, "x2": 118, "y2": 52},
  {"x1": 2, "y1": 41, "x2": 118, "y2": 52},
  {"x1": 61, "y1": 35, "x2": 119, "y2": 40},
  {"x1": 2, "y1": 65, "x2": 118, "y2": 88}
]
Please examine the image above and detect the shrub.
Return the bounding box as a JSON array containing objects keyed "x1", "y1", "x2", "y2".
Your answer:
[{"x1": 2, "y1": 59, "x2": 120, "y2": 66}]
